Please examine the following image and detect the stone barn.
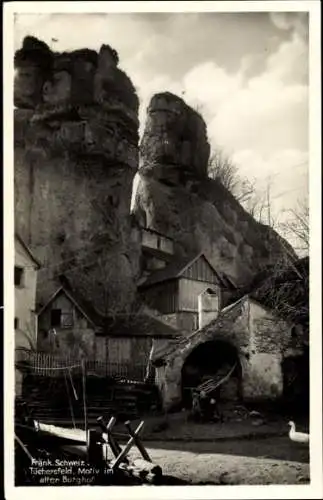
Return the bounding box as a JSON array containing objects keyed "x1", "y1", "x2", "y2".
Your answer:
[{"x1": 150, "y1": 295, "x2": 306, "y2": 411}]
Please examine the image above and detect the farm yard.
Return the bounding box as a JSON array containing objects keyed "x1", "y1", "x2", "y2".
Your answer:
[
  {"x1": 12, "y1": 20, "x2": 314, "y2": 491},
  {"x1": 15, "y1": 398, "x2": 309, "y2": 486},
  {"x1": 136, "y1": 437, "x2": 309, "y2": 485},
  {"x1": 125, "y1": 412, "x2": 310, "y2": 485}
]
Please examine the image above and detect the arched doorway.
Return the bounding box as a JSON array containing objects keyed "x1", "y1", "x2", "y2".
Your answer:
[{"x1": 181, "y1": 340, "x2": 242, "y2": 408}]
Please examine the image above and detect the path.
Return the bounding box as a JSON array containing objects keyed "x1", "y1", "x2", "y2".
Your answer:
[{"x1": 128, "y1": 436, "x2": 309, "y2": 485}]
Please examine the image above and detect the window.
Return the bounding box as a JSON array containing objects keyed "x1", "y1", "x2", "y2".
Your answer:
[
  {"x1": 61, "y1": 312, "x2": 74, "y2": 328},
  {"x1": 14, "y1": 266, "x2": 24, "y2": 287},
  {"x1": 50, "y1": 309, "x2": 74, "y2": 328},
  {"x1": 14, "y1": 317, "x2": 19, "y2": 329}
]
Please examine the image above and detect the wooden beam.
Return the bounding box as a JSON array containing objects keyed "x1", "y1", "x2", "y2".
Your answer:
[
  {"x1": 124, "y1": 420, "x2": 151, "y2": 462},
  {"x1": 97, "y1": 416, "x2": 125, "y2": 460},
  {"x1": 15, "y1": 434, "x2": 34, "y2": 462},
  {"x1": 111, "y1": 421, "x2": 144, "y2": 470}
]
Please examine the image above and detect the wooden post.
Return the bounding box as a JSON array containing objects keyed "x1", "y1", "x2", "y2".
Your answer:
[
  {"x1": 82, "y1": 360, "x2": 87, "y2": 438},
  {"x1": 97, "y1": 416, "x2": 126, "y2": 461},
  {"x1": 64, "y1": 369, "x2": 76, "y2": 429},
  {"x1": 111, "y1": 421, "x2": 144, "y2": 470},
  {"x1": 87, "y1": 429, "x2": 103, "y2": 466}
]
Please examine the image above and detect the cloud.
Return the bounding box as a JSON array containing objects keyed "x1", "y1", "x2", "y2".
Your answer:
[
  {"x1": 131, "y1": 20, "x2": 309, "y2": 225},
  {"x1": 133, "y1": 25, "x2": 308, "y2": 164},
  {"x1": 269, "y1": 12, "x2": 308, "y2": 38},
  {"x1": 14, "y1": 12, "x2": 309, "y2": 232},
  {"x1": 267, "y1": 32, "x2": 308, "y2": 84}
]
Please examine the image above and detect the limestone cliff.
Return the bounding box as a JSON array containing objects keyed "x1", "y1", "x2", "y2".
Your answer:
[
  {"x1": 133, "y1": 92, "x2": 296, "y2": 285},
  {"x1": 14, "y1": 37, "x2": 141, "y2": 312}
]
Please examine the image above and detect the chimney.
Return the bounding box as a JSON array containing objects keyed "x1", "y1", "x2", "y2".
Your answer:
[{"x1": 198, "y1": 288, "x2": 219, "y2": 330}]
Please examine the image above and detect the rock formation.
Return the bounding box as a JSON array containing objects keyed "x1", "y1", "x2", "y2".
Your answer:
[
  {"x1": 14, "y1": 37, "x2": 296, "y2": 314},
  {"x1": 14, "y1": 37, "x2": 141, "y2": 312},
  {"x1": 133, "y1": 92, "x2": 296, "y2": 285}
]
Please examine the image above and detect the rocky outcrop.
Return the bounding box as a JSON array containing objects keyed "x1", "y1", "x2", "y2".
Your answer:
[
  {"x1": 133, "y1": 92, "x2": 296, "y2": 285},
  {"x1": 14, "y1": 37, "x2": 141, "y2": 311},
  {"x1": 140, "y1": 93, "x2": 210, "y2": 182}
]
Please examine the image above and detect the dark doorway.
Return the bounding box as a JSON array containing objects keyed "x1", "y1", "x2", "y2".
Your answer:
[
  {"x1": 181, "y1": 340, "x2": 242, "y2": 408},
  {"x1": 282, "y1": 350, "x2": 309, "y2": 416}
]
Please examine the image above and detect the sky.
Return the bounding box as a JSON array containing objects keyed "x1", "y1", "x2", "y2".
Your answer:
[{"x1": 14, "y1": 10, "x2": 309, "y2": 252}]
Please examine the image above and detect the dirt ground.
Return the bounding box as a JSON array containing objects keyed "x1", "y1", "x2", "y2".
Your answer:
[
  {"x1": 123, "y1": 410, "x2": 310, "y2": 485},
  {"x1": 128, "y1": 436, "x2": 309, "y2": 485}
]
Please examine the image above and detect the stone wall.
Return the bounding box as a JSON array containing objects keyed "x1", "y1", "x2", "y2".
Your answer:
[
  {"x1": 156, "y1": 297, "x2": 250, "y2": 410},
  {"x1": 14, "y1": 37, "x2": 140, "y2": 313},
  {"x1": 241, "y1": 299, "x2": 295, "y2": 400},
  {"x1": 242, "y1": 352, "x2": 284, "y2": 400},
  {"x1": 154, "y1": 296, "x2": 302, "y2": 410}
]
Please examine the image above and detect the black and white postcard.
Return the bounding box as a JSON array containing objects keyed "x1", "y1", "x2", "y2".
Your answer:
[{"x1": 3, "y1": 1, "x2": 322, "y2": 499}]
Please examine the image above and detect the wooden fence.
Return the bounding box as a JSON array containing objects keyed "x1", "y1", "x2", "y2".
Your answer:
[{"x1": 15, "y1": 348, "x2": 147, "y2": 381}]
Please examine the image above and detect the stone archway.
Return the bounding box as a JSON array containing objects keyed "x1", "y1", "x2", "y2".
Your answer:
[{"x1": 181, "y1": 340, "x2": 242, "y2": 408}]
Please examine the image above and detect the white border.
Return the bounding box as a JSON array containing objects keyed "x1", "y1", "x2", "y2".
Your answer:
[{"x1": 3, "y1": 2, "x2": 322, "y2": 499}]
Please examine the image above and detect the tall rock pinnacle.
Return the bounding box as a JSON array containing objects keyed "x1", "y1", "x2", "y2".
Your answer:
[{"x1": 14, "y1": 37, "x2": 141, "y2": 312}]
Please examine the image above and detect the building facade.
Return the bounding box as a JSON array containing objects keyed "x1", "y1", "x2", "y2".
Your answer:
[
  {"x1": 36, "y1": 281, "x2": 178, "y2": 379},
  {"x1": 151, "y1": 295, "x2": 305, "y2": 411},
  {"x1": 15, "y1": 234, "x2": 40, "y2": 395},
  {"x1": 139, "y1": 250, "x2": 236, "y2": 332}
]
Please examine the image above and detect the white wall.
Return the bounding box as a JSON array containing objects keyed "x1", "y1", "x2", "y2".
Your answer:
[
  {"x1": 15, "y1": 238, "x2": 38, "y2": 350},
  {"x1": 15, "y1": 238, "x2": 39, "y2": 396},
  {"x1": 198, "y1": 288, "x2": 219, "y2": 329},
  {"x1": 242, "y1": 298, "x2": 291, "y2": 399}
]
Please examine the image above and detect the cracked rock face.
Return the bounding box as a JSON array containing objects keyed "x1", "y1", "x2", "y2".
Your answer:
[
  {"x1": 14, "y1": 37, "x2": 140, "y2": 311},
  {"x1": 133, "y1": 92, "x2": 296, "y2": 285},
  {"x1": 140, "y1": 92, "x2": 210, "y2": 183}
]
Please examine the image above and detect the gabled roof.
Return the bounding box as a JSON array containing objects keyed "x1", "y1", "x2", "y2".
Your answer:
[
  {"x1": 37, "y1": 276, "x2": 179, "y2": 339},
  {"x1": 151, "y1": 295, "x2": 248, "y2": 363},
  {"x1": 36, "y1": 284, "x2": 100, "y2": 327},
  {"x1": 217, "y1": 272, "x2": 237, "y2": 290},
  {"x1": 138, "y1": 251, "x2": 227, "y2": 288},
  {"x1": 15, "y1": 233, "x2": 41, "y2": 269},
  {"x1": 96, "y1": 312, "x2": 180, "y2": 338}
]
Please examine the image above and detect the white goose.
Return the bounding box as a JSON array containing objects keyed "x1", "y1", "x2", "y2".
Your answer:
[{"x1": 288, "y1": 421, "x2": 309, "y2": 443}]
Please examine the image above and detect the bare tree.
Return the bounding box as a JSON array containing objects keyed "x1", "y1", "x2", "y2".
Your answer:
[
  {"x1": 252, "y1": 254, "x2": 309, "y2": 332},
  {"x1": 244, "y1": 189, "x2": 268, "y2": 224},
  {"x1": 208, "y1": 150, "x2": 240, "y2": 193},
  {"x1": 279, "y1": 198, "x2": 309, "y2": 256},
  {"x1": 208, "y1": 149, "x2": 266, "y2": 218}
]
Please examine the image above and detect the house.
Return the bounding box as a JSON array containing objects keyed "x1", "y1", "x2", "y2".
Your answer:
[
  {"x1": 36, "y1": 282, "x2": 101, "y2": 359},
  {"x1": 36, "y1": 277, "x2": 179, "y2": 379},
  {"x1": 150, "y1": 294, "x2": 306, "y2": 411},
  {"x1": 138, "y1": 250, "x2": 237, "y2": 332},
  {"x1": 15, "y1": 233, "x2": 41, "y2": 395}
]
